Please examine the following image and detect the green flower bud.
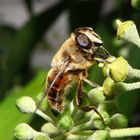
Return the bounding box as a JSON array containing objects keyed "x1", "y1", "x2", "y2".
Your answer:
[
  {"x1": 88, "y1": 88, "x2": 105, "y2": 105},
  {"x1": 92, "y1": 111, "x2": 110, "y2": 128},
  {"x1": 102, "y1": 56, "x2": 116, "y2": 77},
  {"x1": 102, "y1": 111, "x2": 110, "y2": 125},
  {"x1": 41, "y1": 123, "x2": 59, "y2": 136},
  {"x1": 110, "y1": 114, "x2": 128, "y2": 128},
  {"x1": 33, "y1": 134, "x2": 50, "y2": 140},
  {"x1": 16, "y1": 96, "x2": 36, "y2": 113},
  {"x1": 116, "y1": 19, "x2": 140, "y2": 47},
  {"x1": 87, "y1": 130, "x2": 110, "y2": 140},
  {"x1": 57, "y1": 112, "x2": 74, "y2": 131},
  {"x1": 103, "y1": 77, "x2": 114, "y2": 97},
  {"x1": 102, "y1": 66, "x2": 110, "y2": 77},
  {"x1": 131, "y1": 0, "x2": 140, "y2": 9},
  {"x1": 16, "y1": 96, "x2": 54, "y2": 123},
  {"x1": 109, "y1": 57, "x2": 128, "y2": 82},
  {"x1": 14, "y1": 123, "x2": 40, "y2": 139}
]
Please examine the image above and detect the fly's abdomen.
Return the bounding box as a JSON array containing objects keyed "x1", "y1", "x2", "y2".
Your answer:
[{"x1": 46, "y1": 69, "x2": 69, "y2": 111}]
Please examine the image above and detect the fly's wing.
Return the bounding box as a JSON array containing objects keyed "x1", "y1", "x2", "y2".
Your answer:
[{"x1": 34, "y1": 57, "x2": 70, "y2": 113}]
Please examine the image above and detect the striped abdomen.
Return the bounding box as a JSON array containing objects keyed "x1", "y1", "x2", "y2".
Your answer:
[{"x1": 46, "y1": 68, "x2": 69, "y2": 111}]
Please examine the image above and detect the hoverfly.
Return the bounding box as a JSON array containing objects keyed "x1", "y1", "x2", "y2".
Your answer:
[{"x1": 40, "y1": 27, "x2": 110, "y2": 119}]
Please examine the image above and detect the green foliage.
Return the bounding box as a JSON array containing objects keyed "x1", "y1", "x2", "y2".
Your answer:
[
  {"x1": 0, "y1": 70, "x2": 46, "y2": 140},
  {"x1": 14, "y1": 56, "x2": 140, "y2": 140}
]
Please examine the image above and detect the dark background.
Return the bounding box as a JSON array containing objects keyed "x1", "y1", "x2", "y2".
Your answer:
[{"x1": 0, "y1": 0, "x2": 140, "y2": 139}]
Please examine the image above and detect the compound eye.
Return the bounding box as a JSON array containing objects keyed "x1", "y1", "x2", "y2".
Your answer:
[{"x1": 76, "y1": 33, "x2": 91, "y2": 48}]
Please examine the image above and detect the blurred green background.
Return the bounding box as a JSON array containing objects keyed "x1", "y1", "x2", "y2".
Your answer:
[{"x1": 0, "y1": 0, "x2": 140, "y2": 139}]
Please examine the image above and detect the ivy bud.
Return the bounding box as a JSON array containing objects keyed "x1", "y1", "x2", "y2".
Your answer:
[
  {"x1": 57, "y1": 112, "x2": 74, "y2": 131},
  {"x1": 116, "y1": 19, "x2": 140, "y2": 47},
  {"x1": 14, "y1": 123, "x2": 40, "y2": 139},
  {"x1": 110, "y1": 114, "x2": 128, "y2": 128},
  {"x1": 16, "y1": 96, "x2": 36, "y2": 113},
  {"x1": 92, "y1": 111, "x2": 110, "y2": 128},
  {"x1": 103, "y1": 77, "x2": 114, "y2": 97},
  {"x1": 131, "y1": 0, "x2": 140, "y2": 10},
  {"x1": 101, "y1": 56, "x2": 116, "y2": 77},
  {"x1": 91, "y1": 115, "x2": 103, "y2": 129},
  {"x1": 102, "y1": 66, "x2": 110, "y2": 77},
  {"x1": 109, "y1": 57, "x2": 128, "y2": 82},
  {"x1": 41, "y1": 123, "x2": 59, "y2": 136},
  {"x1": 87, "y1": 130, "x2": 110, "y2": 140},
  {"x1": 88, "y1": 88, "x2": 105, "y2": 105}
]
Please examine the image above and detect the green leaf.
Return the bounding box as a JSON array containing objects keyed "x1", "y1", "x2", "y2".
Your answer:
[
  {"x1": 0, "y1": 70, "x2": 46, "y2": 140},
  {"x1": 116, "y1": 89, "x2": 140, "y2": 117}
]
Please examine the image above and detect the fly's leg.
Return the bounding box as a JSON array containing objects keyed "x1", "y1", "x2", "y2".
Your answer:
[
  {"x1": 76, "y1": 77, "x2": 105, "y2": 124},
  {"x1": 83, "y1": 78, "x2": 100, "y2": 88},
  {"x1": 76, "y1": 79, "x2": 83, "y2": 107},
  {"x1": 94, "y1": 57, "x2": 110, "y2": 63}
]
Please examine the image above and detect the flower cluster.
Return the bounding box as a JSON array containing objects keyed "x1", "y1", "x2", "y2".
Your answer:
[{"x1": 14, "y1": 19, "x2": 140, "y2": 140}]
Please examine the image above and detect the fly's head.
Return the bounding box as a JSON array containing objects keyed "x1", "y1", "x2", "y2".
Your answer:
[{"x1": 73, "y1": 27, "x2": 110, "y2": 60}]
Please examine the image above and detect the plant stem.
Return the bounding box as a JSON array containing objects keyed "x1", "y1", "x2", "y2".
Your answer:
[
  {"x1": 114, "y1": 81, "x2": 140, "y2": 95},
  {"x1": 110, "y1": 127, "x2": 140, "y2": 138},
  {"x1": 69, "y1": 121, "x2": 95, "y2": 133},
  {"x1": 123, "y1": 82, "x2": 140, "y2": 91},
  {"x1": 127, "y1": 65, "x2": 140, "y2": 80},
  {"x1": 36, "y1": 109, "x2": 54, "y2": 124},
  {"x1": 134, "y1": 39, "x2": 140, "y2": 48}
]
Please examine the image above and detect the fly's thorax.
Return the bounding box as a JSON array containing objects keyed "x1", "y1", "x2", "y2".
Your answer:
[
  {"x1": 51, "y1": 37, "x2": 75, "y2": 67},
  {"x1": 50, "y1": 35, "x2": 96, "y2": 72}
]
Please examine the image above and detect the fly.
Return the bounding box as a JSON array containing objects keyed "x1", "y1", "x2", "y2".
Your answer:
[{"x1": 38, "y1": 27, "x2": 110, "y2": 121}]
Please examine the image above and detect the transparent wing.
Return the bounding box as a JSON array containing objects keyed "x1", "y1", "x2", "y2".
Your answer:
[{"x1": 34, "y1": 57, "x2": 70, "y2": 113}]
